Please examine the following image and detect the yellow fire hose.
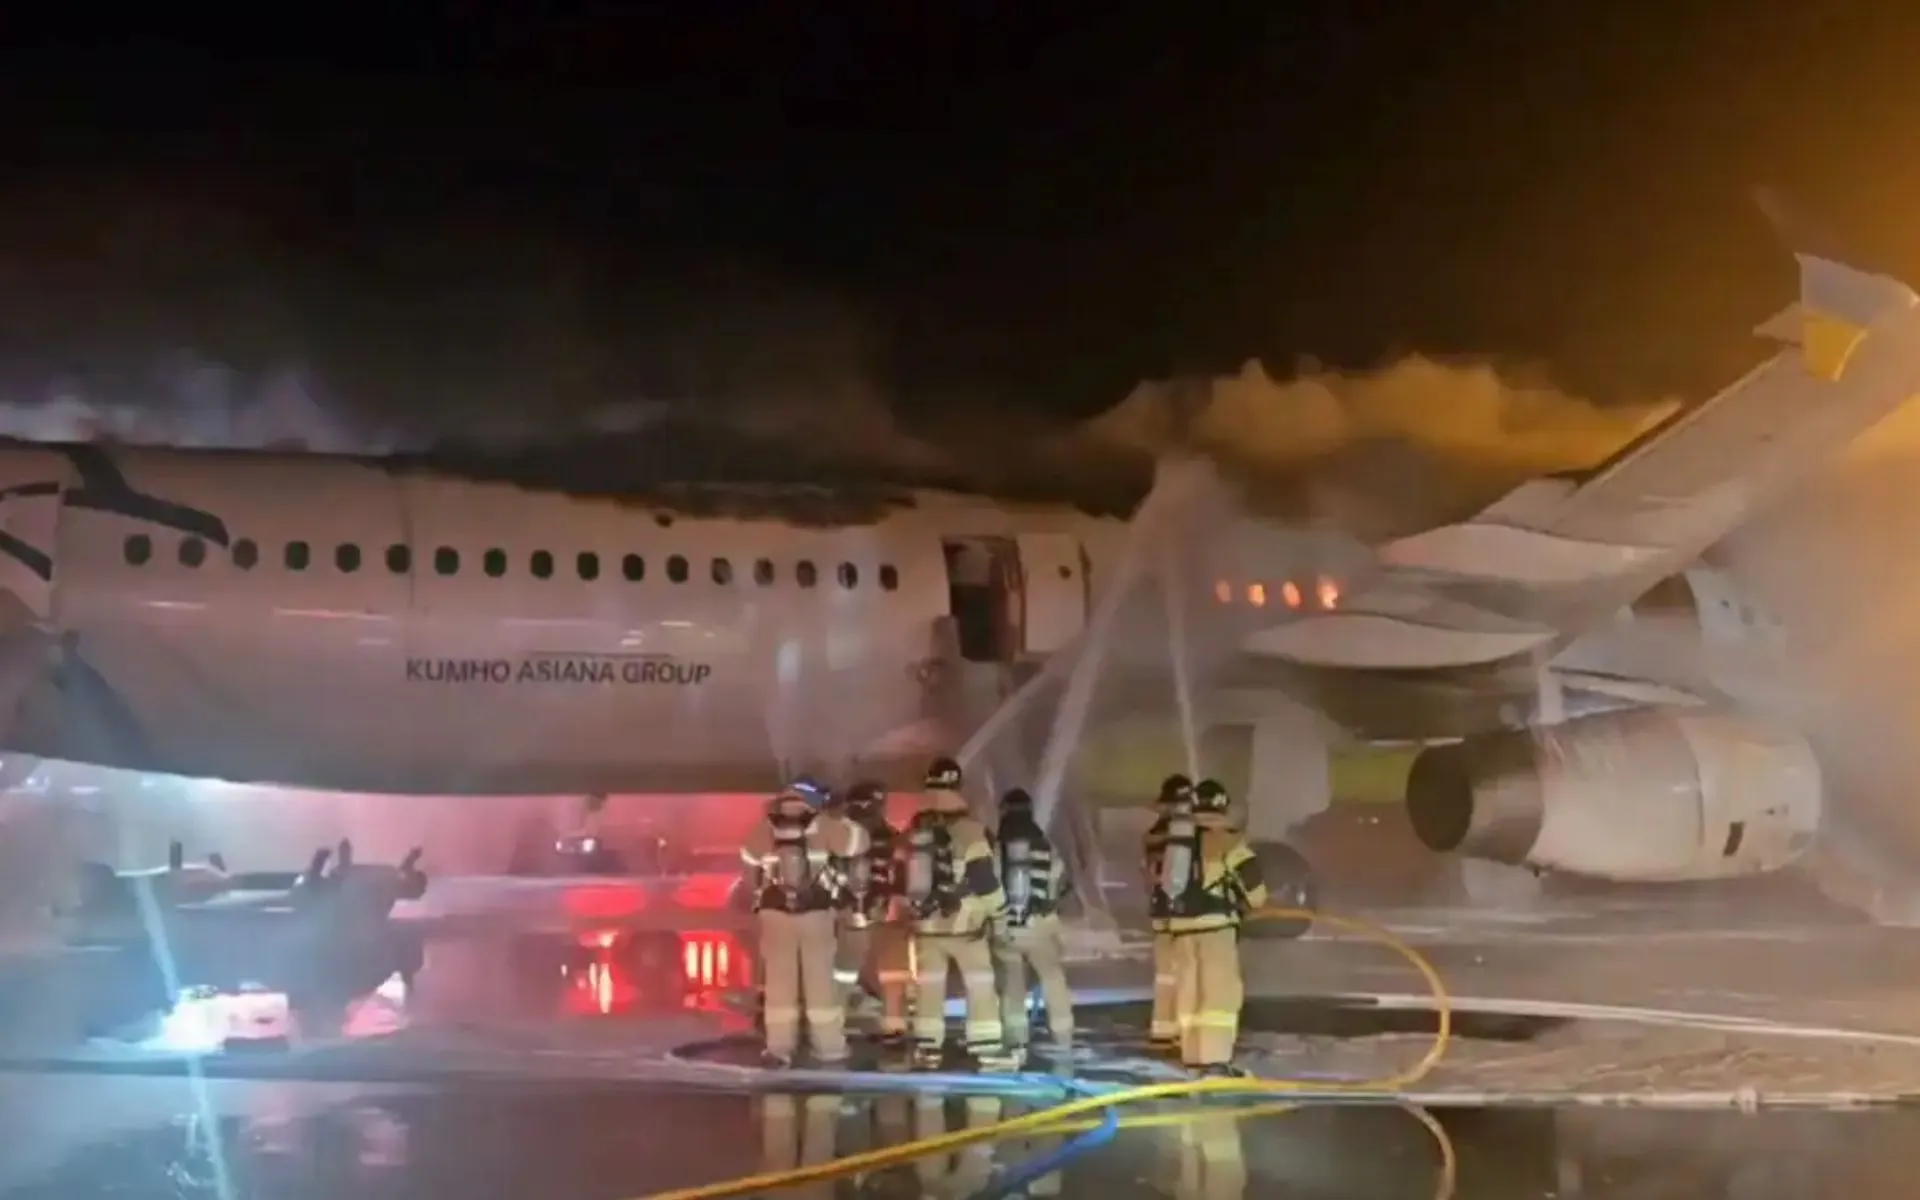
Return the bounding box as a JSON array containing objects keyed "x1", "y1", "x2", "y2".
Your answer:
[{"x1": 634, "y1": 908, "x2": 1459, "y2": 1200}]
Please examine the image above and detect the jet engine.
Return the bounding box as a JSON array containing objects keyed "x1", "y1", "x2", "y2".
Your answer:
[{"x1": 1402, "y1": 708, "x2": 1820, "y2": 882}]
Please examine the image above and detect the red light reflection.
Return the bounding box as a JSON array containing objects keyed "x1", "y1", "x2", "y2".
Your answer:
[
  {"x1": 561, "y1": 884, "x2": 650, "y2": 922},
  {"x1": 558, "y1": 929, "x2": 751, "y2": 1018}
]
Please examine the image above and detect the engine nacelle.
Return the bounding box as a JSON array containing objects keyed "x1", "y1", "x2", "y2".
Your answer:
[{"x1": 1402, "y1": 709, "x2": 1820, "y2": 882}]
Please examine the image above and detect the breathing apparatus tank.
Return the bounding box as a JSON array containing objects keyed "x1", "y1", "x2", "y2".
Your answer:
[
  {"x1": 1159, "y1": 803, "x2": 1196, "y2": 899},
  {"x1": 844, "y1": 846, "x2": 872, "y2": 904},
  {"x1": 842, "y1": 780, "x2": 886, "y2": 907},
  {"x1": 904, "y1": 818, "x2": 936, "y2": 904},
  {"x1": 999, "y1": 787, "x2": 1037, "y2": 919},
  {"x1": 1004, "y1": 831, "x2": 1033, "y2": 914},
  {"x1": 769, "y1": 778, "x2": 829, "y2": 900},
  {"x1": 903, "y1": 811, "x2": 957, "y2": 916},
  {"x1": 772, "y1": 818, "x2": 810, "y2": 894}
]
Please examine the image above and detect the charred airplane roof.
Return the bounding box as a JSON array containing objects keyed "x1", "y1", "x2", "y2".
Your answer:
[
  {"x1": 384, "y1": 423, "x2": 1518, "y2": 533},
  {"x1": 12, "y1": 423, "x2": 1155, "y2": 526},
  {"x1": 12, "y1": 419, "x2": 1525, "y2": 535},
  {"x1": 391, "y1": 422, "x2": 1156, "y2": 523}
]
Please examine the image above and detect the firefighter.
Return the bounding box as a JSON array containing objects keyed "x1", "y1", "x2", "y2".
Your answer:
[
  {"x1": 1143, "y1": 772, "x2": 1194, "y2": 1053},
  {"x1": 740, "y1": 776, "x2": 869, "y2": 1067},
  {"x1": 1161, "y1": 777, "x2": 1267, "y2": 1075},
  {"x1": 991, "y1": 787, "x2": 1076, "y2": 1056},
  {"x1": 836, "y1": 779, "x2": 912, "y2": 1043},
  {"x1": 900, "y1": 756, "x2": 1016, "y2": 1070}
]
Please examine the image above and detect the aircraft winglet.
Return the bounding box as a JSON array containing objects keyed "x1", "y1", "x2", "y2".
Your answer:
[{"x1": 1752, "y1": 186, "x2": 1918, "y2": 381}]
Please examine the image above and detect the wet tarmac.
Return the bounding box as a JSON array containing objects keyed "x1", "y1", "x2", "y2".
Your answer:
[
  {"x1": 4, "y1": 924, "x2": 1920, "y2": 1196},
  {"x1": 9, "y1": 1071, "x2": 1920, "y2": 1198}
]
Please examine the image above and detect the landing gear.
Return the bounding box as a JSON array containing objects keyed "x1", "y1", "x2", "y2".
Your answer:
[{"x1": 1457, "y1": 859, "x2": 1545, "y2": 909}]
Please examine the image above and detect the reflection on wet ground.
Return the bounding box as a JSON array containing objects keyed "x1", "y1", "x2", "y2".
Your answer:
[
  {"x1": 6, "y1": 928, "x2": 1920, "y2": 1197},
  {"x1": 10, "y1": 1080, "x2": 1920, "y2": 1199},
  {"x1": 436, "y1": 926, "x2": 756, "y2": 1023}
]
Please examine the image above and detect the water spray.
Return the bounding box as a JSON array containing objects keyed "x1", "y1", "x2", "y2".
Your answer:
[
  {"x1": 1028, "y1": 546, "x2": 1146, "y2": 831},
  {"x1": 1161, "y1": 543, "x2": 1202, "y2": 780},
  {"x1": 1024, "y1": 456, "x2": 1220, "y2": 830},
  {"x1": 954, "y1": 644, "x2": 1081, "y2": 770}
]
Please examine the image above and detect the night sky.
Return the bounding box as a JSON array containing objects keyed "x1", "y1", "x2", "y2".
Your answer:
[{"x1": 0, "y1": 3, "x2": 1914, "y2": 455}]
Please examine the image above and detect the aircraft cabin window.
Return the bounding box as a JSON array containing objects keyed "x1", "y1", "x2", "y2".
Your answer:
[
  {"x1": 712, "y1": 557, "x2": 733, "y2": 585},
  {"x1": 796, "y1": 560, "x2": 818, "y2": 589},
  {"x1": 530, "y1": 550, "x2": 554, "y2": 580},
  {"x1": 667, "y1": 554, "x2": 689, "y2": 584},
  {"x1": 879, "y1": 564, "x2": 899, "y2": 591},
  {"x1": 577, "y1": 552, "x2": 600, "y2": 581},
  {"x1": 286, "y1": 541, "x2": 311, "y2": 571},
  {"x1": 483, "y1": 548, "x2": 507, "y2": 578},
  {"x1": 622, "y1": 553, "x2": 645, "y2": 582},
  {"x1": 434, "y1": 547, "x2": 458, "y2": 576},
  {"x1": 754, "y1": 558, "x2": 775, "y2": 586},
  {"x1": 837, "y1": 562, "x2": 858, "y2": 589},
  {"x1": 386, "y1": 544, "x2": 411, "y2": 574},
  {"x1": 231, "y1": 539, "x2": 258, "y2": 570},
  {"x1": 178, "y1": 537, "x2": 206, "y2": 568},
  {"x1": 336, "y1": 543, "x2": 362, "y2": 573},
  {"x1": 124, "y1": 534, "x2": 151, "y2": 566}
]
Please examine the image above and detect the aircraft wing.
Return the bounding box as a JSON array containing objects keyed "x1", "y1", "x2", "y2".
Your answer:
[{"x1": 1242, "y1": 233, "x2": 1920, "y2": 671}]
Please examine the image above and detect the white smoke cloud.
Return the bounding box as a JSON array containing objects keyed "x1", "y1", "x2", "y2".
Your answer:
[
  {"x1": 1084, "y1": 357, "x2": 1674, "y2": 476},
  {"x1": 1718, "y1": 404, "x2": 1920, "y2": 917},
  {"x1": 0, "y1": 345, "x2": 1674, "y2": 541},
  {"x1": 0, "y1": 355, "x2": 413, "y2": 454}
]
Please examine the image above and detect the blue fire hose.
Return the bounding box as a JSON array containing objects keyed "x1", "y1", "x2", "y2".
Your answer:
[{"x1": 964, "y1": 1081, "x2": 1118, "y2": 1200}]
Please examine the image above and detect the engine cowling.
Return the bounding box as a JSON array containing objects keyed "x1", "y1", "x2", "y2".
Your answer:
[{"x1": 1402, "y1": 708, "x2": 1820, "y2": 882}]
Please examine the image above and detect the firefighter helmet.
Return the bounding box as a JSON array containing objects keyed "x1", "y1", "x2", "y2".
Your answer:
[
  {"x1": 1193, "y1": 778, "x2": 1231, "y2": 812},
  {"x1": 924, "y1": 756, "x2": 963, "y2": 790},
  {"x1": 784, "y1": 776, "x2": 832, "y2": 809}
]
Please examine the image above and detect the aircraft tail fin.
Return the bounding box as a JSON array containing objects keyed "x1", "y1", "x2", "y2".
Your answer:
[
  {"x1": 1752, "y1": 187, "x2": 1919, "y2": 380},
  {"x1": 1303, "y1": 195, "x2": 1920, "y2": 669}
]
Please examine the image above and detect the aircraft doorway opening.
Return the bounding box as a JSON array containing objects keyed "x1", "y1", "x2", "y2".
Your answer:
[
  {"x1": 942, "y1": 536, "x2": 1089, "y2": 663},
  {"x1": 943, "y1": 539, "x2": 1017, "y2": 663}
]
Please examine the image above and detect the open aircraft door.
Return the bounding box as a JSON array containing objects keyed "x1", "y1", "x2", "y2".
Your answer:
[{"x1": 1014, "y1": 533, "x2": 1089, "y2": 657}]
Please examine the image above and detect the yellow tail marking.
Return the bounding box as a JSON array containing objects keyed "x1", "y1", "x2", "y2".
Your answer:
[{"x1": 1801, "y1": 310, "x2": 1869, "y2": 382}]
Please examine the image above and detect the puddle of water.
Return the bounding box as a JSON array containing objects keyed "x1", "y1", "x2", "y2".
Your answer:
[{"x1": 7, "y1": 1083, "x2": 1920, "y2": 1199}]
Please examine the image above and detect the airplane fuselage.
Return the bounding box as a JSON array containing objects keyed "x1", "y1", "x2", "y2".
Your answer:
[
  {"x1": 0, "y1": 438, "x2": 1782, "y2": 798},
  {"x1": 0, "y1": 442, "x2": 1146, "y2": 793}
]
